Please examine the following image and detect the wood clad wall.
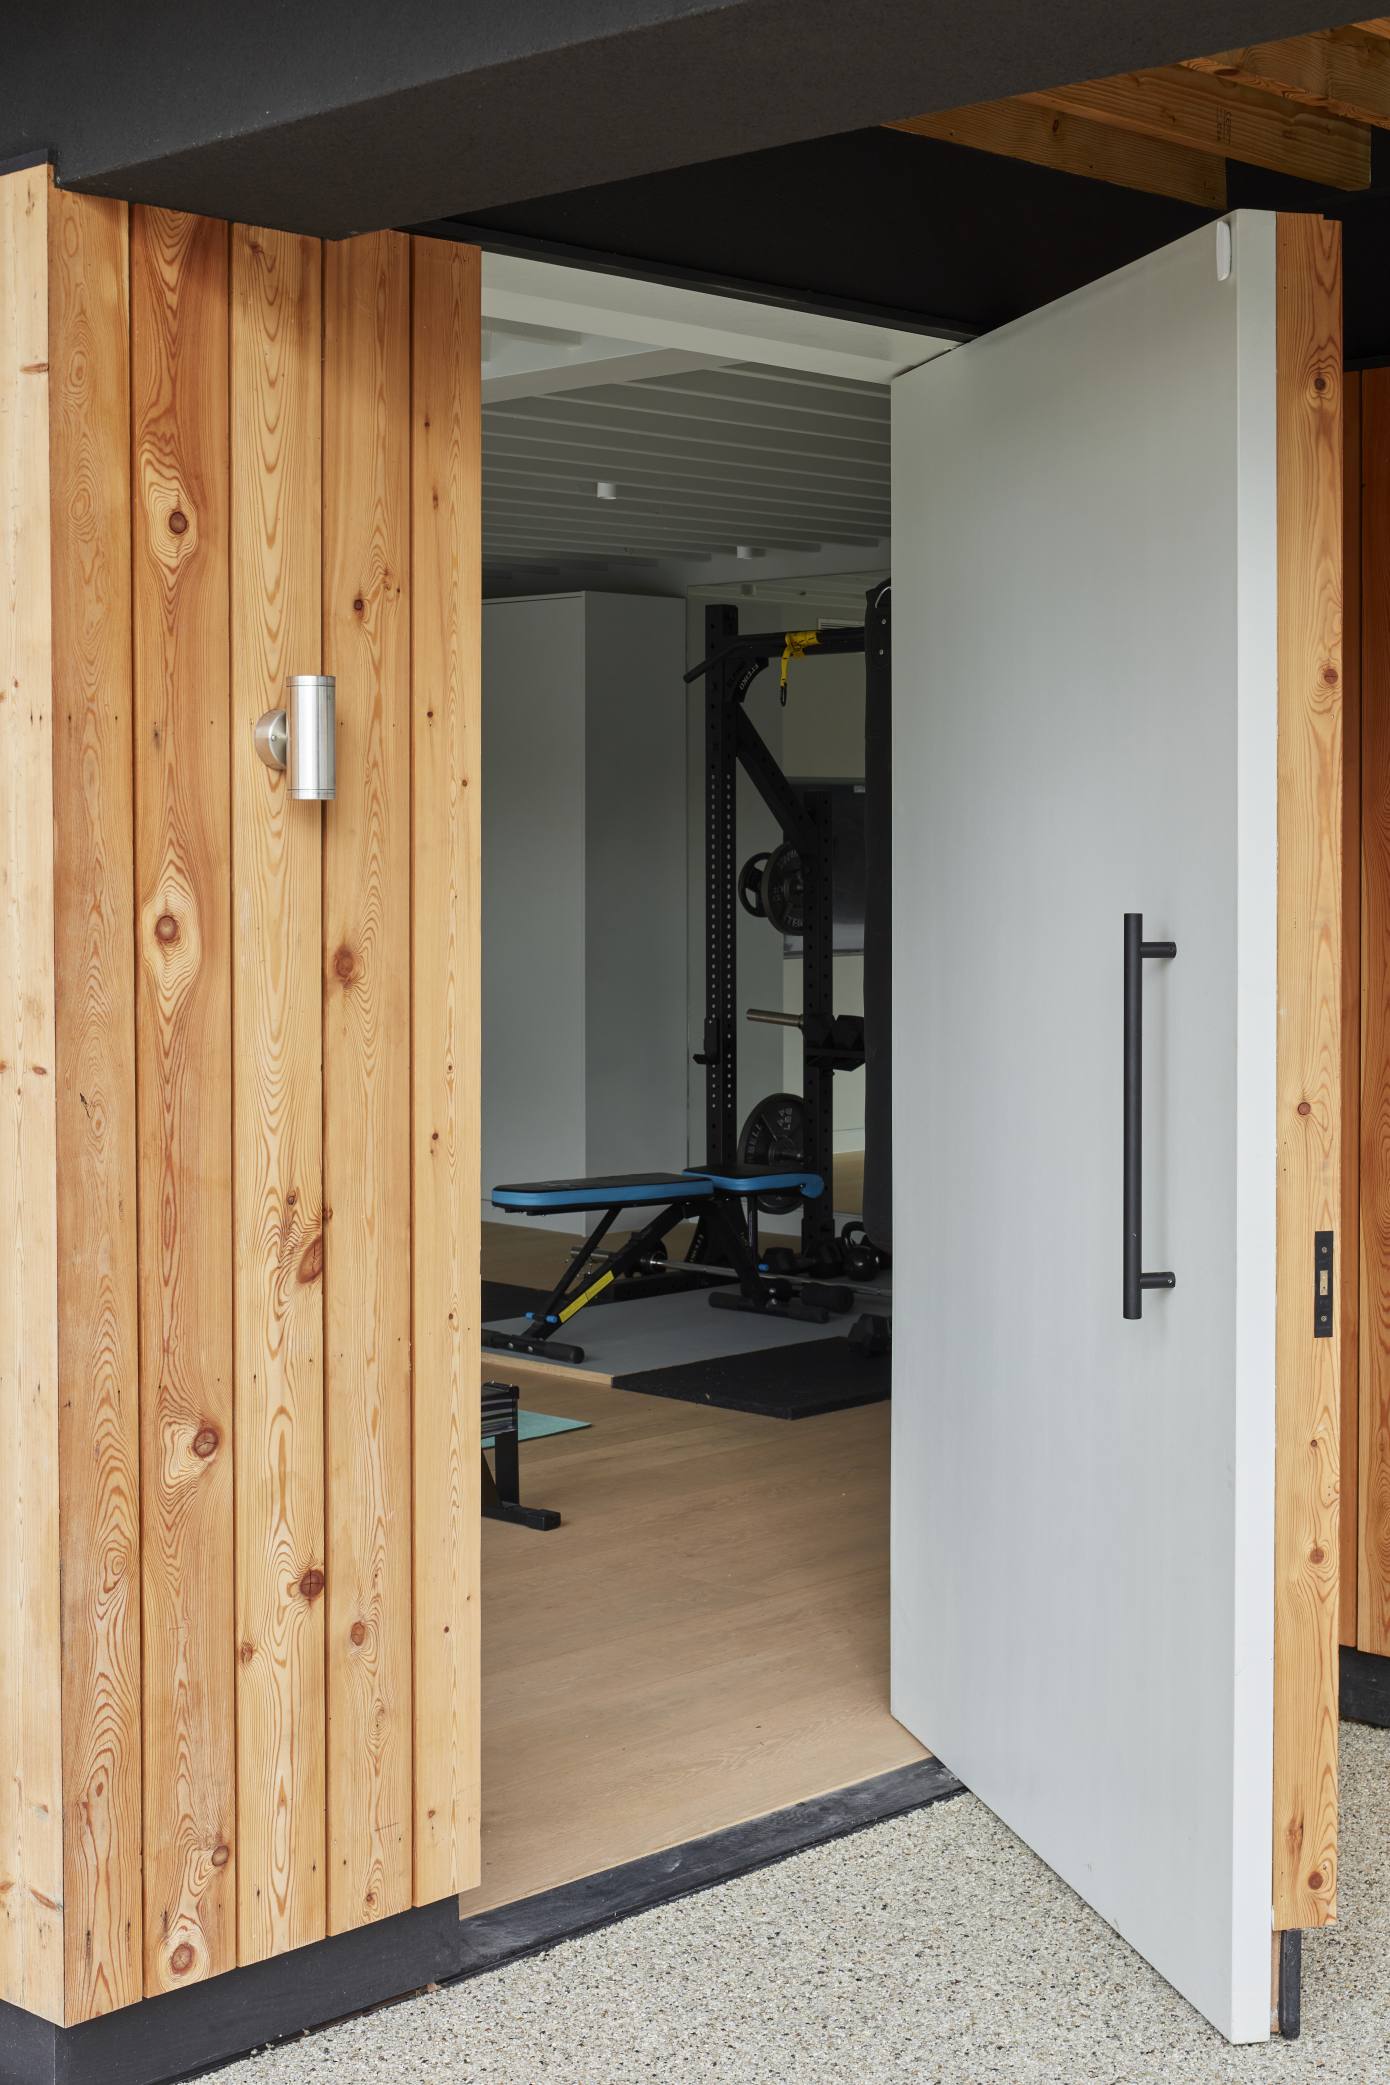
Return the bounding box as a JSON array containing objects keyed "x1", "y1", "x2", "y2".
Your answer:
[
  {"x1": 0, "y1": 162, "x2": 65, "y2": 2030},
  {"x1": 0, "y1": 168, "x2": 481, "y2": 2027},
  {"x1": 1358, "y1": 369, "x2": 1390, "y2": 1654},
  {"x1": 132, "y1": 201, "x2": 238, "y2": 1998},
  {"x1": 322, "y1": 232, "x2": 413, "y2": 1933},
  {"x1": 230, "y1": 223, "x2": 326, "y2": 1966},
  {"x1": 49, "y1": 182, "x2": 143, "y2": 2021},
  {"x1": 411, "y1": 239, "x2": 483, "y2": 1899},
  {"x1": 1341, "y1": 371, "x2": 1362, "y2": 1652},
  {"x1": 1271, "y1": 213, "x2": 1342, "y2": 1935}
]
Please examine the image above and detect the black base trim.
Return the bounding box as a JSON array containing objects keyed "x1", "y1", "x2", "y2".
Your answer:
[
  {"x1": 0, "y1": 1761, "x2": 962, "y2": 2084},
  {"x1": 0, "y1": 1897, "x2": 463, "y2": 2085},
  {"x1": 451, "y1": 1757, "x2": 963, "y2": 1980},
  {"x1": 1340, "y1": 1644, "x2": 1390, "y2": 1727},
  {"x1": 1277, "y1": 1929, "x2": 1302, "y2": 2040}
]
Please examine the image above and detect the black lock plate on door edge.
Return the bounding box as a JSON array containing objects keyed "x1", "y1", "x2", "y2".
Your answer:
[{"x1": 1314, "y1": 1231, "x2": 1333, "y2": 1340}]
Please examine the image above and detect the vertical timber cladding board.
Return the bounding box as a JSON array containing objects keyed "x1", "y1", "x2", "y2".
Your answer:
[
  {"x1": 132, "y1": 206, "x2": 237, "y2": 1994},
  {"x1": 1360, "y1": 368, "x2": 1390, "y2": 1655},
  {"x1": 1340, "y1": 371, "x2": 1361, "y2": 1652},
  {"x1": 0, "y1": 165, "x2": 64, "y2": 2027},
  {"x1": 322, "y1": 231, "x2": 414, "y2": 1933},
  {"x1": 410, "y1": 236, "x2": 483, "y2": 1901},
  {"x1": 1272, "y1": 214, "x2": 1343, "y2": 1935},
  {"x1": 230, "y1": 224, "x2": 327, "y2": 1966},
  {"x1": 48, "y1": 184, "x2": 144, "y2": 2023}
]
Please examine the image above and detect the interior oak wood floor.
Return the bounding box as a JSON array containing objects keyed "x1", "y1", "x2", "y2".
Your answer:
[{"x1": 463, "y1": 1368, "x2": 923, "y2": 1915}]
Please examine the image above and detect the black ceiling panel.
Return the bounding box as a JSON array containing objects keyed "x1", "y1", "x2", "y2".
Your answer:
[
  {"x1": 457, "y1": 127, "x2": 1390, "y2": 360},
  {"x1": 7, "y1": 0, "x2": 1347, "y2": 236}
]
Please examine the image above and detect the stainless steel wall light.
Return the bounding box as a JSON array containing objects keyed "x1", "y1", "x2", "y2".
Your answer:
[{"x1": 254, "y1": 675, "x2": 336, "y2": 800}]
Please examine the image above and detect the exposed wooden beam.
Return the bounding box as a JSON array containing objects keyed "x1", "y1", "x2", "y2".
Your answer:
[
  {"x1": 1184, "y1": 25, "x2": 1390, "y2": 129},
  {"x1": 886, "y1": 100, "x2": 1226, "y2": 207},
  {"x1": 1026, "y1": 66, "x2": 1372, "y2": 189},
  {"x1": 1356, "y1": 19, "x2": 1390, "y2": 42}
]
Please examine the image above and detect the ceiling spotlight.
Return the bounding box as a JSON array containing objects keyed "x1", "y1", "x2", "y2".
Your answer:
[
  {"x1": 596, "y1": 480, "x2": 618, "y2": 501},
  {"x1": 735, "y1": 544, "x2": 762, "y2": 560}
]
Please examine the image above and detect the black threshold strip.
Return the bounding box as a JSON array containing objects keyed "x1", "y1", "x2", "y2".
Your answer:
[
  {"x1": 174, "y1": 1763, "x2": 960, "y2": 2085},
  {"x1": 451, "y1": 1757, "x2": 964, "y2": 1981}
]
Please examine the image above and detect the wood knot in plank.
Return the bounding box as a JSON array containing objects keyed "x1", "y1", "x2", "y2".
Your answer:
[
  {"x1": 155, "y1": 912, "x2": 180, "y2": 945},
  {"x1": 333, "y1": 945, "x2": 356, "y2": 984},
  {"x1": 299, "y1": 1568, "x2": 326, "y2": 1602},
  {"x1": 1297, "y1": 1100, "x2": 1311, "y2": 1116},
  {"x1": 168, "y1": 509, "x2": 189, "y2": 536},
  {"x1": 350, "y1": 1620, "x2": 367, "y2": 1647},
  {"x1": 1308, "y1": 1869, "x2": 1325, "y2": 1891},
  {"x1": 298, "y1": 1234, "x2": 324, "y2": 1285},
  {"x1": 211, "y1": 1844, "x2": 231, "y2": 1869},
  {"x1": 169, "y1": 1943, "x2": 195, "y2": 1976},
  {"x1": 192, "y1": 1425, "x2": 220, "y2": 1460}
]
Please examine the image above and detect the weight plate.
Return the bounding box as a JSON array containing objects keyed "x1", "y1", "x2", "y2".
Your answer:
[
  {"x1": 738, "y1": 851, "x2": 771, "y2": 919},
  {"x1": 738, "y1": 1091, "x2": 808, "y2": 1215},
  {"x1": 761, "y1": 843, "x2": 804, "y2": 936}
]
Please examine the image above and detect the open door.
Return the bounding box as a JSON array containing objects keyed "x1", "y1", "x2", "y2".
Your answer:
[{"x1": 890, "y1": 212, "x2": 1341, "y2": 2043}]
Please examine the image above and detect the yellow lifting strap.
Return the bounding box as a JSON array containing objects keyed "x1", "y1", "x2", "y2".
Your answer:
[{"x1": 779, "y1": 629, "x2": 821, "y2": 701}]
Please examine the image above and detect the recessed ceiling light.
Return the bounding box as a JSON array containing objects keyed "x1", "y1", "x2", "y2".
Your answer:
[{"x1": 596, "y1": 480, "x2": 618, "y2": 501}]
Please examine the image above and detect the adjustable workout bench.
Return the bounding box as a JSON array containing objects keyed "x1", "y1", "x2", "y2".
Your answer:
[{"x1": 484, "y1": 1164, "x2": 827, "y2": 1365}]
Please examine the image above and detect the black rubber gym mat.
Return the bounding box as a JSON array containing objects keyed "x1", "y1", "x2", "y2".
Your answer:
[
  {"x1": 611, "y1": 1336, "x2": 890, "y2": 1420},
  {"x1": 482, "y1": 1279, "x2": 548, "y2": 1323}
]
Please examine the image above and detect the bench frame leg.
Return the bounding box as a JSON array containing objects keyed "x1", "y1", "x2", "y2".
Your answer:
[{"x1": 482, "y1": 1387, "x2": 561, "y2": 1532}]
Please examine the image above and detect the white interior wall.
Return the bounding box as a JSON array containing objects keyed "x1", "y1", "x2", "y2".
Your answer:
[
  {"x1": 484, "y1": 592, "x2": 687, "y2": 1227},
  {"x1": 483, "y1": 596, "x2": 588, "y2": 1221},
  {"x1": 584, "y1": 594, "x2": 689, "y2": 1173}
]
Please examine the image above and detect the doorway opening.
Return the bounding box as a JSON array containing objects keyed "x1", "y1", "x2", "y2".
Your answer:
[{"x1": 467, "y1": 254, "x2": 941, "y2": 1913}]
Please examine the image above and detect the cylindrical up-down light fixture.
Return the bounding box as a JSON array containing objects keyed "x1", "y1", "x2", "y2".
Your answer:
[{"x1": 254, "y1": 675, "x2": 336, "y2": 800}]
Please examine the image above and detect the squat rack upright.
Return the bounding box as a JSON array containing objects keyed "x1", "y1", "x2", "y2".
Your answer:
[{"x1": 685, "y1": 588, "x2": 891, "y2": 1264}]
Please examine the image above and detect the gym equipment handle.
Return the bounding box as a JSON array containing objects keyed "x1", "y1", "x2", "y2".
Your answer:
[{"x1": 1123, "y1": 912, "x2": 1177, "y2": 1320}]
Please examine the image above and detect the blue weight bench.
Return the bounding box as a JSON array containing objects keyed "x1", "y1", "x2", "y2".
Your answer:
[{"x1": 484, "y1": 1164, "x2": 826, "y2": 1365}]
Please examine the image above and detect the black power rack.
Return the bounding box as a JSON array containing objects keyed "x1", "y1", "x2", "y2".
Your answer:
[{"x1": 686, "y1": 588, "x2": 891, "y2": 1277}]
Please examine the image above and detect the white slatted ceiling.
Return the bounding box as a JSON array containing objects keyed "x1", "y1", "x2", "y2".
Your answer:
[{"x1": 484, "y1": 361, "x2": 890, "y2": 586}]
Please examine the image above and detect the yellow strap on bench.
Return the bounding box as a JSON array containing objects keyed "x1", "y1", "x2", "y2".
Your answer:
[{"x1": 557, "y1": 1265, "x2": 617, "y2": 1324}]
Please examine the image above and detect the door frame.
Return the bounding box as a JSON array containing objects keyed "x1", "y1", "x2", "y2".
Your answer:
[{"x1": 1271, "y1": 212, "x2": 1342, "y2": 1949}]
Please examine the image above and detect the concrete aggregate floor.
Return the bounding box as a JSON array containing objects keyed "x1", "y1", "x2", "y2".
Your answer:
[{"x1": 240, "y1": 1722, "x2": 1390, "y2": 2085}]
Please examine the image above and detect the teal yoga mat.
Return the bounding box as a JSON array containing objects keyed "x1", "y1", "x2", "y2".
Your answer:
[{"x1": 483, "y1": 1410, "x2": 590, "y2": 1449}]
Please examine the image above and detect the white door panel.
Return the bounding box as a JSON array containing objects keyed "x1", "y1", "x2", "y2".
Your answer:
[{"x1": 890, "y1": 215, "x2": 1279, "y2": 2043}]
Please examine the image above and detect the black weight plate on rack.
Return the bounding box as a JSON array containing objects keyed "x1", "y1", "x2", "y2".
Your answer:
[
  {"x1": 738, "y1": 851, "x2": 771, "y2": 919},
  {"x1": 761, "y1": 843, "x2": 805, "y2": 936},
  {"x1": 738, "y1": 1091, "x2": 808, "y2": 1215}
]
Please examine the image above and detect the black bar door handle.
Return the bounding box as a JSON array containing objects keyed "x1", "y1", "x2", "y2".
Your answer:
[{"x1": 1123, "y1": 912, "x2": 1177, "y2": 1319}]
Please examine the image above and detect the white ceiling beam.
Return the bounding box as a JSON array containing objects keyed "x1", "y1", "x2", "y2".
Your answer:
[
  {"x1": 482, "y1": 346, "x2": 732, "y2": 405},
  {"x1": 482, "y1": 253, "x2": 960, "y2": 387}
]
